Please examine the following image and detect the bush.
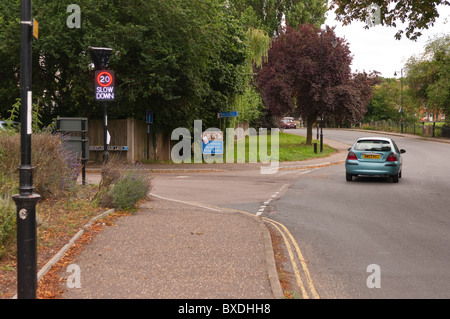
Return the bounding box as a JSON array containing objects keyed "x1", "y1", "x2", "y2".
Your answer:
[
  {"x1": 0, "y1": 194, "x2": 16, "y2": 259},
  {"x1": 0, "y1": 132, "x2": 80, "y2": 199},
  {"x1": 96, "y1": 158, "x2": 151, "y2": 210},
  {"x1": 109, "y1": 168, "x2": 151, "y2": 210}
]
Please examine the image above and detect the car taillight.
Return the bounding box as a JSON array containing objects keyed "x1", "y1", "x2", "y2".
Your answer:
[
  {"x1": 347, "y1": 152, "x2": 357, "y2": 160},
  {"x1": 386, "y1": 153, "x2": 397, "y2": 162}
]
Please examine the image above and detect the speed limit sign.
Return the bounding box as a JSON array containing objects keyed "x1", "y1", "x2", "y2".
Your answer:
[{"x1": 95, "y1": 70, "x2": 115, "y2": 101}]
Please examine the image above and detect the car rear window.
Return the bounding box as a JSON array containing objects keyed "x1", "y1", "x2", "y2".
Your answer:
[{"x1": 354, "y1": 140, "x2": 391, "y2": 151}]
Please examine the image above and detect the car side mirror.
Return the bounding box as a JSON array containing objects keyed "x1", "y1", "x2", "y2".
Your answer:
[{"x1": 400, "y1": 149, "x2": 406, "y2": 154}]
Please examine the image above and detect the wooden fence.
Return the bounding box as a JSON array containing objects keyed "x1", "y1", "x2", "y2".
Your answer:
[{"x1": 88, "y1": 119, "x2": 171, "y2": 163}]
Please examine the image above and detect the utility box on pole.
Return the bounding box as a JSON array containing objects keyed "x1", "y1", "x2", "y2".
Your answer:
[{"x1": 56, "y1": 117, "x2": 89, "y2": 185}]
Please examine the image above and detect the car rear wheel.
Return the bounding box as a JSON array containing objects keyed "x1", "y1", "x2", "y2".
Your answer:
[
  {"x1": 346, "y1": 173, "x2": 353, "y2": 182},
  {"x1": 392, "y1": 173, "x2": 399, "y2": 183}
]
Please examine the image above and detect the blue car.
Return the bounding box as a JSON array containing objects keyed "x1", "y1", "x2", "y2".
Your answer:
[{"x1": 345, "y1": 137, "x2": 406, "y2": 183}]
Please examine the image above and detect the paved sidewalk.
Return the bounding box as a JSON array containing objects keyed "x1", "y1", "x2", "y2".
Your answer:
[{"x1": 60, "y1": 197, "x2": 282, "y2": 299}]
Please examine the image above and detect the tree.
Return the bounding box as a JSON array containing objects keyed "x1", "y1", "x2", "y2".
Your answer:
[
  {"x1": 255, "y1": 24, "x2": 378, "y2": 144},
  {"x1": 405, "y1": 34, "x2": 450, "y2": 123},
  {"x1": 365, "y1": 78, "x2": 403, "y2": 122},
  {"x1": 228, "y1": 0, "x2": 327, "y2": 36},
  {"x1": 0, "y1": 0, "x2": 249, "y2": 133},
  {"x1": 330, "y1": 0, "x2": 450, "y2": 40}
]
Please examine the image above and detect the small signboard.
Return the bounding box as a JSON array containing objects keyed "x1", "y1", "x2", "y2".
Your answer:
[
  {"x1": 220, "y1": 111, "x2": 239, "y2": 118},
  {"x1": 202, "y1": 131, "x2": 223, "y2": 155},
  {"x1": 146, "y1": 110, "x2": 153, "y2": 123},
  {"x1": 33, "y1": 19, "x2": 39, "y2": 39},
  {"x1": 56, "y1": 117, "x2": 88, "y2": 132},
  {"x1": 203, "y1": 141, "x2": 223, "y2": 155},
  {"x1": 89, "y1": 145, "x2": 128, "y2": 151},
  {"x1": 95, "y1": 70, "x2": 115, "y2": 101}
]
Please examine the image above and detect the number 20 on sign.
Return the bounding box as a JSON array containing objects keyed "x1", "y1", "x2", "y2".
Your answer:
[{"x1": 95, "y1": 70, "x2": 115, "y2": 101}]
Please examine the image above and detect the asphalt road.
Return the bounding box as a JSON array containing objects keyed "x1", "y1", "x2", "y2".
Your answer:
[
  {"x1": 151, "y1": 128, "x2": 450, "y2": 299},
  {"x1": 275, "y1": 128, "x2": 450, "y2": 298}
]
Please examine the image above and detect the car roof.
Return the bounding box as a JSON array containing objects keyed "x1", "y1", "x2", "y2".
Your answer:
[{"x1": 356, "y1": 137, "x2": 392, "y2": 142}]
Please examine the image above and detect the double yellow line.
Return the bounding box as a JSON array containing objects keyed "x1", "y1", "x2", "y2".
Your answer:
[{"x1": 263, "y1": 217, "x2": 320, "y2": 299}]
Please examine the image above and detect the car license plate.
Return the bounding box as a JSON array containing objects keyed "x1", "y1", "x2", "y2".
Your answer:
[{"x1": 363, "y1": 154, "x2": 380, "y2": 159}]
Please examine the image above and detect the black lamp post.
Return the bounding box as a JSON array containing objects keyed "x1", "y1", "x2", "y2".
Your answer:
[
  {"x1": 394, "y1": 69, "x2": 404, "y2": 133},
  {"x1": 88, "y1": 46, "x2": 112, "y2": 163},
  {"x1": 12, "y1": 0, "x2": 41, "y2": 299},
  {"x1": 319, "y1": 30, "x2": 337, "y2": 152}
]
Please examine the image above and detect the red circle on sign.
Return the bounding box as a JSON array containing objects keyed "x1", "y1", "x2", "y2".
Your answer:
[{"x1": 96, "y1": 71, "x2": 113, "y2": 87}]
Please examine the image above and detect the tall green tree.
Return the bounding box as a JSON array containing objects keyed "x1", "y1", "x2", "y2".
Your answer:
[
  {"x1": 365, "y1": 78, "x2": 404, "y2": 122},
  {"x1": 405, "y1": 34, "x2": 450, "y2": 123},
  {"x1": 228, "y1": 0, "x2": 327, "y2": 36},
  {"x1": 0, "y1": 0, "x2": 249, "y2": 133}
]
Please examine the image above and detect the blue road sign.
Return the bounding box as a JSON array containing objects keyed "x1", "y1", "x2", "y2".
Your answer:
[
  {"x1": 146, "y1": 110, "x2": 153, "y2": 123},
  {"x1": 203, "y1": 141, "x2": 223, "y2": 155},
  {"x1": 220, "y1": 111, "x2": 239, "y2": 118}
]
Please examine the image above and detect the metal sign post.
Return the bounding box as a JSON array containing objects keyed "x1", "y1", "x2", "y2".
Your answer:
[
  {"x1": 149, "y1": 110, "x2": 153, "y2": 160},
  {"x1": 12, "y1": 0, "x2": 40, "y2": 299},
  {"x1": 88, "y1": 47, "x2": 113, "y2": 163}
]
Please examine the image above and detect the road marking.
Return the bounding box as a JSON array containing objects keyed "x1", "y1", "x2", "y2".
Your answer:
[
  {"x1": 264, "y1": 217, "x2": 320, "y2": 299},
  {"x1": 264, "y1": 219, "x2": 309, "y2": 299},
  {"x1": 256, "y1": 184, "x2": 289, "y2": 216},
  {"x1": 149, "y1": 193, "x2": 223, "y2": 212},
  {"x1": 256, "y1": 169, "x2": 319, "y2": 217}
]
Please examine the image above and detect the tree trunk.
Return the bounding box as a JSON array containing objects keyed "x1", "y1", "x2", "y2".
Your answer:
[{"x1": 306, "y1": 120, "x2": 313, "y2": 145}]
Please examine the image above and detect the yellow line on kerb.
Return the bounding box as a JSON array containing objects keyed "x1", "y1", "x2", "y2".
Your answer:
[
  {"x1": 263, "y1": 217, "x2": 320, "y2": 299},
  {"x1": 264, "y1": 219, "x2": 309, "y2": 299}
]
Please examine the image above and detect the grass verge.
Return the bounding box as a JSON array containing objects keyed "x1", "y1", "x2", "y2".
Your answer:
[{"x1": 144, "y1": 131, "x2": 336, "y2": 164}]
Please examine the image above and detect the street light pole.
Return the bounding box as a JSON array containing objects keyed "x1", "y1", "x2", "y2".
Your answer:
[
  {"x1": 394, "y1": 69, "x2": 404, "y2": 133},
  {"x1": 319, "y1": 30, "x2": 337, "y2": 153},
  {"x1": 12, "y1": 0, "x2": 41, "y2": 299},
  {"x1": 320, "y1": 32, "x2": 324, "y2": 153}
]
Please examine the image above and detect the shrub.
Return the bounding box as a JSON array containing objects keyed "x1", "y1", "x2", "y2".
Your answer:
[
  {"x1": 0, "y1": 193, "x2": 16, "y2": 259},
  {"x1": 0, "y1": 132, "x2": 80, "y2": 199},
  {"x1": 96, "y1": 158, "x2": 151, "y2": 210}
]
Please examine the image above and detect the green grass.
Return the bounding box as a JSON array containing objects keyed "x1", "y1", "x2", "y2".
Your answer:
[
  {"x1": 224, "y1": 131, "x2": 335, "y2": 163},
  {"x1": 149, "y1": 131, "x2": 336, "y2": 164}
]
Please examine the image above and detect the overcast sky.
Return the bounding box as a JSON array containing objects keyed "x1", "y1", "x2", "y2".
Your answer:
[{"x1": 324, "y1": 4, "x2": 450, "y2": 78}]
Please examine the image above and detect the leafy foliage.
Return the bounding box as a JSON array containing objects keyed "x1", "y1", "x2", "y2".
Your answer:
[
  {"x1": 405, "y1": 34, "x2": 450, "y2": 123},
  {"x1": 108, "y1": 168, "x2": 151, "y2": 210},
  {"x1": 96, "y1": 157, "x2": 151, "y2": 210},
  {"x1": 0, "y1": 132, "x2": 80, "y2": 198},
  {"x1": 0, "y1": 194, "x2": 15, "y2": 259},
  {"x1": 330, "y1": 0, "x2": 450, "y2": 40},
  {"x1": 0, "y1": 0, "x2": 249, "y2": 133},
  {"x1": 255, "y1": 24, "x2": 379, "y2": 143},
  {"x1": 229, "y1": 0, "x2": 327, "y2": 35}
]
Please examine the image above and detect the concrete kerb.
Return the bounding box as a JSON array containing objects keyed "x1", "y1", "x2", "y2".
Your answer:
[{"x1": 11, "y1": 208, "x2": 116, "y2": 299}]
